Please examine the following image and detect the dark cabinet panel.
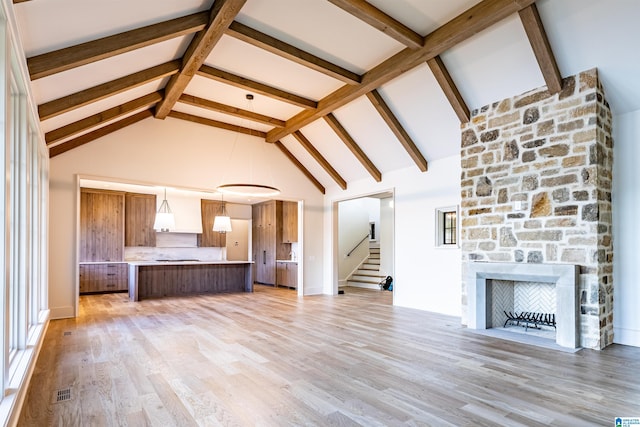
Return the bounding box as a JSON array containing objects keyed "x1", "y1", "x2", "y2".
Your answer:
[
  {"x1": 80, "y1": 189, "x2": 124, "y2": 262},
  {"x1": 125, "y1": 192, "x2": 156, "y2": 247}
]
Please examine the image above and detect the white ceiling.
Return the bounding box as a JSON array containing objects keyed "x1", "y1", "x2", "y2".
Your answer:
[{"x1": 12, "y1": 0, "x2": 640, "y2": 193}]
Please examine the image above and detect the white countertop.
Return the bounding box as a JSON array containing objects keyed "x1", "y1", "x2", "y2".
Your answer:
[{"x1": 127, "y1": 260, "x2": 253, "y2": 266}]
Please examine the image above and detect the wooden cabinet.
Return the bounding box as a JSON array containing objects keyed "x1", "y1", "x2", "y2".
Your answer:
[
  {"x1": 79, "y1": 263, "x2": 128, "y2": 293},
  {"x1": 198, "y1": 199, "x2": 227, "y2": 247},
  {"x1": 276, "y1": 262, "x2": 297, "y2": 289},
  {"x1": 252, "y1": 201, "x2": 289, "y2": 285},
  {"x1": 125, "y1": 192, "x2": 156, "y2": 247},
  {"x1": 282, "y1": 201, "x2": 298, "y2": 243},
  {"x1": 80, "y1": 189, "x2": 124, "y2": 262}
]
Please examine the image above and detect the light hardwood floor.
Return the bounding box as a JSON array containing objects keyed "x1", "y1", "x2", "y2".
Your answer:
[{"x1": 19, "y1": 286, "x2": 640, "y2": 426}]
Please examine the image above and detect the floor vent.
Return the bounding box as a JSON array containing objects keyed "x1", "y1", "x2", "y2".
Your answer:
[
  {"x1": 54, "y1": 387, "x2": 72, "y2": 403},
  {"x1": 63, "y1": 331, "x2": 72, "y2": 336}
]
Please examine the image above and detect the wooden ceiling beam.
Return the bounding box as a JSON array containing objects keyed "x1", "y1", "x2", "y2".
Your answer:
[
  {"x1": 426, "y1": 55, "x2": 470, "y2": 123},
  {"x1": 519, "y1": 3, "x2": 562, "y2": 94},
  {"x1": 46, "y1": 92, "x2": 163, "y2": 145},
  {"x1": 366, "y1": 90, "x2": 427, "y2": 172},
  {"x1": 155, "y1": 0, "x2": 246, "y2": 119},
  {"x1": 226, "y1": 21, "x2": 361, "y2": 85},
  {"x1": 266, "y1": 0, "x2": 536, "y2": 143},
  {"x1": 292, "y1": 131, "x2": 347, "y2": 190},
  {"x1": 168, "y1": 110, "x2": 266, "y2": 138},
  {"x1": 197, "y1": 65, "x2": 317, "y2": 110},
  {"x1": 274, "y1": 141, "x2": 326, "y2": 194},
  {"x1": 179, "y1": 94, "x2": 285, "y2": 127},
  {"x1": 323, "y1": 113, "x2": 382, "y2": 182},
  {"x1": 49, "y1": 109, "x2": 153, "y2": 158},
  {"x1": 27, "y1": 12, "x2": 208, "y2": 80},
  {"x1": 327, "y1": 0, "x2": 423, "y2": 49},
  {"x1": 38, "y1": 60, "x2": 180, "y2": 121}
]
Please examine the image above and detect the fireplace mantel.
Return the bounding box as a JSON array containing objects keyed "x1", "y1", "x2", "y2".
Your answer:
[{"x1": 467, "y1": 262, "x2": 580, "y2": 348}]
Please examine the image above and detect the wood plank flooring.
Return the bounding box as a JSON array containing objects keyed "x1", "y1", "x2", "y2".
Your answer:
[{"x1": 19, "y1": 286, "x2": 640, "y2": 426}]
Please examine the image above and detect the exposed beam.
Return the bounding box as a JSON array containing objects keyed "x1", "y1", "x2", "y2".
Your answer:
[
  {"x1": 49, "y1": 109, "x2": 153, "y2": 158},
  {"x1": 46, "y1": 92, "x2": 163, "y2": 145},
  {"x1": 274, "y1": 141, "x2": 326, "y2": 194},
  {"x1": 426, "y1": 56, "x2": 470, "y2": 123},
  {"x1": 39, "y1": 60, "x2": 180, "y2": 121},
  {"x1": 266, "y1": 0, "x2": 536, "y2": 143},
  {"x1": 327, "y1": 0, "x2": 423, "y2": 49},
  {"x1": 519, "y1": 3, "x2": 562, "y2": 94},
  {"x1": 179, "y1": 94, "x2": 285, "y2": 127},
  {"x1": 323, "y1": 113, "x2": 382, "y2": 182},
  {"x1": 292, "y1": 131, "x2": 347, "y2": 190},
  {"x1": 28, "y1": 12, "x2": 208, "y2": 80},
  {"x1": 226, "y1": 21, "x2": 361, "y2": 85},
  {"x1": 168, "y1": 110, "x2": 266, "y2": 138},
  {"x1": 197, "y1": 65, "x2": 318, "y2": 110},
  {"x1": 13, "y1": 0, "x2": 31, "y2": 3},
  {"x1": 155, "y1": 0, "x2": 246, "y2": 119},
  {"x1": 366, "y1": 90, "x2": 427, "y2": 172}
]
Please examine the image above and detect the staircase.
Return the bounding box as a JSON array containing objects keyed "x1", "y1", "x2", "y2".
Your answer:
[{"x1": 346, "y1": 243, "x2": 386, "y2": 289}]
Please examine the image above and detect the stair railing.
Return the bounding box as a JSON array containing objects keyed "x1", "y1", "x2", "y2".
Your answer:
[{"x1": 346, "y1": 234, "x2": 370, "y2": 257}]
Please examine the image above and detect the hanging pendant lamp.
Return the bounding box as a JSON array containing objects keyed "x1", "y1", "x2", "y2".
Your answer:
[
  {"x1": 216, "y1": 94, "x2": 280, "y2": 197},
  {"x1": 153, "y1": 188, "x2": 175, "y2": 232},
  {"x1": 213, "y1": 194, "x2": 232, "y2": 233}
]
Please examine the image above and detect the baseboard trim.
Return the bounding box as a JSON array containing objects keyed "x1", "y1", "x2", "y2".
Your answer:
[
  {"x1": 50, "y1": 305, "x2": 75, "y2": 319},
  {"x1": 613, "y1": 326, "x2": 640, "y2": 347}
]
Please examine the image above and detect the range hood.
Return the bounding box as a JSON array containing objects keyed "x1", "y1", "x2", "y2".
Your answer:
[{"x1": 156, "y1": 192, "x2": 203, "y2": 234}]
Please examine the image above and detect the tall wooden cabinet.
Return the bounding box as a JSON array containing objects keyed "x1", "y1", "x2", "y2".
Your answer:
[
  {"x1": 282, "y1": 201, "x2": 298, "y2": 243},
  {"x1": 80, "y1": 189, "x2": 125, "y2": 262},
  {"x1": 125, "y1": 192, "x2": 156, "y2": 247},
  {"x1": 252, "y1": 201, "x2": 290, "y2": 285},
  {"x1": 251, "y1": 200, "x2": 298, "y2": 287},
  {"x1": 80, "y1": 188, "x2": 128, "y2": 293},
  {"x1": 198, "y1": 199, "x2": 226, "y2": 247}
]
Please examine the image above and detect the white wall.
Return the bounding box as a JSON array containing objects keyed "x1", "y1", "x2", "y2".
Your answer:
[
  {"x1": 379, "y1": 196, "x2": 394, "y2": 277},
  {"x1": 612, "y1": 109, "x2": 640, "y2": 347},
  {"x1": 326, "y1": 155, "x2": 462, "y2": 316},
  {"x1": 48, "y1": 117, "x2": 325, "y2": 318},
  {"x1": 337, "y1": 198, "x2": 371, "y2": 282}
]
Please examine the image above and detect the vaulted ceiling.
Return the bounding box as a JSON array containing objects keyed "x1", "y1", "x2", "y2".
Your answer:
[{"x1": 12, "y1": 0, "x2": 640, "y2": 194}]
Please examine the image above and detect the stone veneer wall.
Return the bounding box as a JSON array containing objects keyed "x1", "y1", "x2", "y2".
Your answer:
[{"x1": 460, "y1": 68, "x2": 613, "y2": 350}]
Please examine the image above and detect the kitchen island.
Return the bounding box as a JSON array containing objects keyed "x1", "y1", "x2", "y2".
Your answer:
[{"x1": 128, "y1": 260, "x2": 253, "y2": 301}]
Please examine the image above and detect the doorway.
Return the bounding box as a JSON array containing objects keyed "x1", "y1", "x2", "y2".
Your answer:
[{"x1": 334, "y1": 191, "x2": 394, "y2": 301}]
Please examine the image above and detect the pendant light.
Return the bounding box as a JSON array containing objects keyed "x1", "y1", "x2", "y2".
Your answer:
[
  {"x1": 212, "y1": 194, "x2": 232, "y2": 233},
  {"x1": 217, "y1": 94, "x2": 280, "y2": 197},
  {"x1": 153, "y1": 188, "x2": 175, "y2": 232}
]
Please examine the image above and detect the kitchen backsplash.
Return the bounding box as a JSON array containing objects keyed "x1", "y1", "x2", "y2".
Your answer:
[{"x1": 125, "y1": 232, "x2": 227, "y2": 261}]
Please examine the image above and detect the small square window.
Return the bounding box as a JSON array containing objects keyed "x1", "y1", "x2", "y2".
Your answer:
[{"x1": 436, "y1": 206, "x2": 459, "y2": 248}]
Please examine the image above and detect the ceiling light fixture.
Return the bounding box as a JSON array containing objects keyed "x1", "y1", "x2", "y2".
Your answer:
[
  {"x1": 216, "y1": 94, "x2": 280, "y2": 198},
  {"x1": 153, "y1": 188, "x2": 175, "y2": 232},
  {"x1": 212, "y1": 194, "x2": 232, "y2": 233}
]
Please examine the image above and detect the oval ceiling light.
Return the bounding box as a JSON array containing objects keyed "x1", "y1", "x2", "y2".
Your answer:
[{"x1": 217, "y1": 184, "x2": 280, "y2": 197}]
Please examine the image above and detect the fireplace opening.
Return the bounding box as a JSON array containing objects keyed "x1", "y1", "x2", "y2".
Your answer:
[
  {"x1": 467, "y1": 262, "x2": 579, "y2": 349},
  {"x1": 489, "y1": 279, "x2": 556, "y2": 341}
]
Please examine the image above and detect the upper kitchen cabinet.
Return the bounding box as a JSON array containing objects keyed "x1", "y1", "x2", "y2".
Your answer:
[
  {"x1": 80, "y1": 188, "x2": 125, "y2": 262},
  {"x1": 125, "y1": 192, "x2": 156, "y2": 247},
  {"x1": 198, "y1": 199, "x2": 226, "y2": 247},
  {"x1": 282, "y1": 201, "x2": 298, "y2": 243}
]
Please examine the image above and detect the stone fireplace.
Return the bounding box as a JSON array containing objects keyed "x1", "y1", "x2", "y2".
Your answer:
[
  {"x1": 467, "y1": 262, "x2": 579, "y2": 348},
  {"x1": 460, "y1": 69, "x2": 613, "y2": 350}
]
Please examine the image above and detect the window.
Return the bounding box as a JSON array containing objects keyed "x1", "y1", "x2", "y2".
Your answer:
[
  {"x1": 0, "y1": 7, "x2": 49, "y2": 423},
  {"x1": 436, "y1": 206, "x2": 458, "y2": 247}
]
